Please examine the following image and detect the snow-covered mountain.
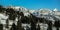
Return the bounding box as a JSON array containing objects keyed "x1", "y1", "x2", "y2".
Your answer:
[{"x1": 5, "y1": 6, "x2": 60, "y2": 17}]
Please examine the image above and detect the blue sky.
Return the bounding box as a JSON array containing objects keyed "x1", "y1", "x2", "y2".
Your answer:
[{"x1": 0, "y1": 0, "x2": 60, "y2": 10}]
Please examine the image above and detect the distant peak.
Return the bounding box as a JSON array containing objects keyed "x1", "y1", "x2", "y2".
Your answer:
[{"x1": 53, "y1": 8, "x2": 58, "y2": 11}]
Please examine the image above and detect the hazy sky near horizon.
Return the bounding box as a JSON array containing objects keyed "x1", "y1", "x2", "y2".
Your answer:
[{"x1": 0, "y1": 0, "x2": 60, "y2": 10}]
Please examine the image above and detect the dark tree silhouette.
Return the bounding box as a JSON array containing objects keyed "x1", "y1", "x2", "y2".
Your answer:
[
  {"x1": 0, "y1": 5, "x2": 6, "y2": 13},
  {"x1": 31, "y1": 20, "x2": 36, "y2": 30},
  {"x1": 54, "y1": 21, "x2": 60, "y2": 30},
  {"x1": 0, "y1": 5, "x2": 3, "y2": 10},
  {"x1": 6, "y1": 19, "x2": 9, "y2": 28},
  {"x1": 36, "y1": 24, "x2": 40, "y2": 30},
  {"x1": 21, "y1": 16, "x2": 30, "y2": 24},
  {"x1": 6, "y1": 8, "x2": 17, "y2": 21},
  {"x1": 17, "y1": 19, "x2": 22, "y2": 30},
  {"x1": 47, "y1": 21, "x2": 52, "y2": 30},
  {"x1": 10, "y1": 23, "x2": 17, "y2": 30},
  {"x1": 0, "y1": 24, "x2": 3, "y2": 30},
  {"x1": 17, "y1": 12, "x2": 24, "y2": 30}
]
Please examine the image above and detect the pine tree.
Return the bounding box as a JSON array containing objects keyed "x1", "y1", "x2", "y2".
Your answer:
[
  {"x1": 6, "y1": 19, "x2": 9, "y2": 28},
  {"x1": 0, "y1": 24, "x2": 3, "y2": 30},
  {"x1": 17, "y1": 16, "x2": 24, "y2": 30},
  {"x1": 10, "y1": 23, "x2": 17, "y2": 30},
  {"x1": 31, "y1": 20, "x2": 36, "y2": 30},
  {"x1": 0, "y1": 5, "x2": 6, "y2": 13},
  {"x1": 17, "y1": 19, "x2": 22, "y2": 30},
  {"x1": 37, "y1": 24, "x2": 40, "y2": 30}
]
